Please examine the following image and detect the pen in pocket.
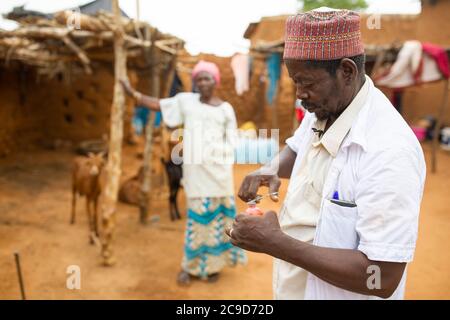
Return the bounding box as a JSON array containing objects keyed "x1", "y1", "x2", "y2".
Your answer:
[
  {"x1": 330, "y1": 190, "x2": 356, "y2": 207},
  {"x1": 330, "y1": 199, "x2": 357, "y2": 208}
]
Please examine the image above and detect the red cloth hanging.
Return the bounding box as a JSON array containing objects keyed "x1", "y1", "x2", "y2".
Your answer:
[{"x1": 422, "y1": 42, "x2": 450, "y2": 79}]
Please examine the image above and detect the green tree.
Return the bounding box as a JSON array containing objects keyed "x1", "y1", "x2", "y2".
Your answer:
[{"x1": 299, "y1": 0, "x2": 368, "y2": 11}]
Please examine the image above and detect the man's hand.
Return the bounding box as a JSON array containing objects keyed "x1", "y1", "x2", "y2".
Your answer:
[
  {"x1": 238, "y1": 169, "x2": 281, "y2": 203},
  {"x1": 225, "y1": 211, "x2": 283, "y2": 254},
  {"x1": 119, "y1": 78, "x2": 135, "y2": 97}
]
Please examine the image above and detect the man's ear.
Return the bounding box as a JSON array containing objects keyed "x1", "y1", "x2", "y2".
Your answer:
[{"x1": 339, "y1": 58, "x2": 358, "y2": 85}]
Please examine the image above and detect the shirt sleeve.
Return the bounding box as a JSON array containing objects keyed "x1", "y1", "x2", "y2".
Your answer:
[
  {"x1": 159, "y1": 94, "x2": 184, "y2": 128},
  {"x1": 285, "y1": 111, "x2": 313, "y2": 153},
  {"x1": 355, "y1": 148, "x2": 426, "y2": 263}
]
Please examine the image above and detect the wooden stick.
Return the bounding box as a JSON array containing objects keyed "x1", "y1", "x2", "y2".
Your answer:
[
  {"x1": 431, "y1": 79, "x2": 449, "y2": 173},
  {"x1": 61, "y1": 36, "x2": 92, "y2": 74},
  {"x1": 134, "y1": 0, "x2": 144, "y2": 40},
  {"x1": 136, "y1": 0, "x2": 141, "y2": 22},
  {"x1": 0, "y1": 26, "x2": 69, "y2": 39},
  {"x1": 124, "y1": 35, "x2": 151, "y2": 48},
  {"x1": 70, "y1": 30, "x2": 114, "y2": 39},
  {"x1": 1, "y1": 27, "x2": 150, "y2": 49},
  {"x1": 100, "y1": 0, "x2": 127, "y2": 266},
  {"x1": 14, "y1": 252, "x2": 26, "y2": 300},
  {"x1": 154, "y1": 38, "x2": 185, "y2": 47},
  {"x1": 139, "y1": 30, "x2": 160, "y2": 224},
  {"x1": 139, "y1": 112, "x2": 156, "y2": 224},
  {"x1": 154, "y1": 39, "x2": 181, "y2": 56}
]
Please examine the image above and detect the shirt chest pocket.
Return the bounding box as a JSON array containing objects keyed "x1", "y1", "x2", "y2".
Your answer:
[
  {"x1": 335, "y1": 165, "x2": 357, "y2": 203},
  {"x1": 316, "y1": 199, "x2": 359, "y2": 250}
]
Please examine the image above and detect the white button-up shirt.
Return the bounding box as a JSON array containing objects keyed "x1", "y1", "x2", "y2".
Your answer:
[{"x1": 274, "y1": 76, "x2": 426, "y2": 300}]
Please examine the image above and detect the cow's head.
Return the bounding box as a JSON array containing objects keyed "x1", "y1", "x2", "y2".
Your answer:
[{"x1": 87, "y1": 152, "x2": 106, "y2": 176}]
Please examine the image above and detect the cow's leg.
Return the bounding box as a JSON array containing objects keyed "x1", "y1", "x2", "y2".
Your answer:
[
  {"x1": 169, "y1": 199, "x2": 175, "y2": 221},
  {"x1": 174, "y1": 185, "x2": 181, "y2": 220},
  {"x1": 169, "y1": 187, "x2": 177, "y2": 221},
  {"x1": 71, "y1": 185, "x2": 77, "y2": 224},
  {"x1": 86, "y1": 198, "x2": 94, "y2": 245},
  {"x1": 93, "y1": 196, "x2": 99, "y2": 238}
]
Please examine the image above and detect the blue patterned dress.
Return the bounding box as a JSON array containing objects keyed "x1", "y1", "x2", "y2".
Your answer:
[{"x1": 182, "y1": 196, "x2": 247, "y2": 278}]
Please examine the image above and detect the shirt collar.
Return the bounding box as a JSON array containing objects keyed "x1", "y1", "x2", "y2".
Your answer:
[{"x1": 312, "y1": 75, "x2": 370, "y2": 157}]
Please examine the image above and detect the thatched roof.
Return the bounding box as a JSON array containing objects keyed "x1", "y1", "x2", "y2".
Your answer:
[{"x1": 0, "y1": 7, "x2": 184, "y2": 78}]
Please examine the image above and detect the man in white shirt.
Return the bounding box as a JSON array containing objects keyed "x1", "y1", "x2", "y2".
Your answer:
[{"x1": 226, "y1": 8, "x2": 426, "y2": 299}]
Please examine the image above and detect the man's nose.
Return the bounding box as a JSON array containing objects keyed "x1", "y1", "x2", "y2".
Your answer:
[{"x1": 296, "y1": 86, "x2": 309, "y2": 100}]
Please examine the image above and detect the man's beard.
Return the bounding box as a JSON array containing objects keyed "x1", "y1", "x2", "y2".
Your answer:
[
  {"x1": 301, "y1": 101, "x2": 331, "y2": 120},
  {"x1": 301, "y1": 100, "x2": 316, "y2": 110}
]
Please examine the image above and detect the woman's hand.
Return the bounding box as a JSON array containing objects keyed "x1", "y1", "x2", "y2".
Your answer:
[{"x1": 119, "y1": 78, "x2": 135, "y2": 97}]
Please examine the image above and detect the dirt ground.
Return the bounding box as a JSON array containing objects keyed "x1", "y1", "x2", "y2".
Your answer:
[{"x1": 0, "y1": 142, "x2": 449, "y2": 300}]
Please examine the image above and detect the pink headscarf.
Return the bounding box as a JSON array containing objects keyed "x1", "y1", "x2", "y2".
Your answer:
[{"x1": 192, "y1": 60, "x2": 221, "y2": 86}]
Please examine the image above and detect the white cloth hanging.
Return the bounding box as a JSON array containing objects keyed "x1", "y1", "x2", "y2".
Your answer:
[
  {"x1": 376, "y1": 40, "x2": 442, "y2": 88},
  {"x1": 231, "y1": 53, "x2": 250, "y2": 96}
]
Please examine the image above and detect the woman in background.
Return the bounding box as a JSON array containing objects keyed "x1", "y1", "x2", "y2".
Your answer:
[{"x1": 121, "y1": 60, "x2": 247, "y2": 285}]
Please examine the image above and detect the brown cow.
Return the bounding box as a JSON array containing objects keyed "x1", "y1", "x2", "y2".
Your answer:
[
  {"x1": 70, "y1": 152, "x2": 106, "y2": 244},
  {"x1": 118, "y1": 166, "x2": 144, "y2": 206}
]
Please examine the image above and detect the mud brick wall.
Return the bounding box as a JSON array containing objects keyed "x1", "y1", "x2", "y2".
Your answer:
[
  {"x1": 0, "y1": 66, "x2": 44, "y2": 156},
  {"x1": 36, "y1": 64, "x2": 136, "y2": 143},
  {"x1": 0, "y1": 63, "x2": 136, "y2": 156},
  {"x1": 39, "y1": 66, "x2": 113, "y2": 142},
  {"x1": 360, "y1": 14, "x2": 418, "y2": 45}
]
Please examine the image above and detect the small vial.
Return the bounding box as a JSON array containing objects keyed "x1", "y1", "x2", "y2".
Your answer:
[{"x1": 245, "y1": 203, "x2": 264, "y2": 216}]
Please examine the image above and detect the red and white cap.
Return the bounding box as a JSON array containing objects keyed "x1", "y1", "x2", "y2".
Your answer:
[{"x1": 283, "y1": 7, "x2": 364, "y2": 61}]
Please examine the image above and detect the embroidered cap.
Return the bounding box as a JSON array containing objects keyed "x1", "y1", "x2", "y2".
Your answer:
[{"x1": 283, "y1": 7, "x2": 364, "y2": 61}]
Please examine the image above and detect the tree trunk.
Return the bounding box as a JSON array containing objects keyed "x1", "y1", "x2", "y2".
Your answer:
[{"x1": 100, "y1": 0, "x2": 127, "y2": 266}]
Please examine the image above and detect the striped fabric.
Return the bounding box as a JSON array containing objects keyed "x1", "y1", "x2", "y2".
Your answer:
[
  {"x1": 284, "y1": 8, "x2": 364, "y2": 61},
  {"x1": 182, "y1": 196, "x2": 247, "y2": 279}
]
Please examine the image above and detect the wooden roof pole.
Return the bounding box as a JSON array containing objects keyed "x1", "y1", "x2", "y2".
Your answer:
[
  {"x1": 136, "y1": 0, "x2": 140, "y2": 21},
  {"x1": 139, "y1": 111, "x2": 155, "y2": 224},
  {"x1": 100, "y1": 0, "x2": 127, "y2": 266},
  {"x1": 134, "y1": 0, "x2": 144, "y2": 40},
  {"x1": 431, "y1": 79, "x2": 449, "y2": 173},
  {"x1": 139, "y1": 30, "x2": 160, "y2": 224}
]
